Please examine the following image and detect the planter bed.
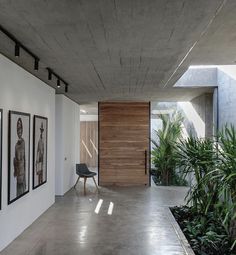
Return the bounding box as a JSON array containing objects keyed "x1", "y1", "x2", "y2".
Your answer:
[
  {"x1": 170, "y1": 206, "x2": 235, "y2": 255},
  {"x1": 167, "y1": 208, "x2": 195, "y2": 255}
]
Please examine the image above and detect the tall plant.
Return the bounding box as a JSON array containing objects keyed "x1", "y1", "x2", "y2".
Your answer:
[
  {"x1": 216, "y1": 125, "x2": 236, "y2": 240},
  {"x1": 173, "y1": 125, "x2": 236, "y2": 253},
  {"x1": 176, "y1": 136, "x2": 219, "y2": 214},
  {"x1": 151, "y1": 112, "x2": 184, "y2": 185}
]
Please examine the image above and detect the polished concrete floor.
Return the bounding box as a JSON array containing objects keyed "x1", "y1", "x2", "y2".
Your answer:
[{"x1": 0, "y1": 179, "x2": 189, "y2": 255}]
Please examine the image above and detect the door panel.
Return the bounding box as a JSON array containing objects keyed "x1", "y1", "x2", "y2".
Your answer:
[{"x1": 99, "y1": 102, "x2": 150, "y2": 186}]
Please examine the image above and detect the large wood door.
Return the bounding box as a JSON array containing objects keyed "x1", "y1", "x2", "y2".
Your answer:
[{"x1": 99, "y1": 102, "x2": 150, "y2": 186}]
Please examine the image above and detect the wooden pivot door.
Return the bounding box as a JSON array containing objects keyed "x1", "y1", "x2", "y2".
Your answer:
[{"x1": 99, "y1": 102, "x2": 150, "y2": 186}]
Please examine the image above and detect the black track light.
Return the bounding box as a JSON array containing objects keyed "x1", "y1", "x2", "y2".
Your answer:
[
  {"x1": 34, "y1": 58, "x2": 39, "y2": 70},
  {"x1": 57, "y1": 79, "x2": 61, "y2": 88},
  {"x1": 48, "y1": 69, "x2": 52, "y2": 80},
  {"x1": 15, "y1": 43, "x2": 20, "y2": 57},
  {"x1": 65, "y1": 84, "x2": 68, "y2": 93}
]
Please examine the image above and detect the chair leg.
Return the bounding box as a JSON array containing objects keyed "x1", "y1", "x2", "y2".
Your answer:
[
  {"x1": 74, "y1": 176, "x2": 80, "y2": 188},
  {"x1": 92, "y1": 176, "x2": 99, "y2": 191},
  {"x1": 84, "y1": 177, "x2": 87, "y2": 195}
]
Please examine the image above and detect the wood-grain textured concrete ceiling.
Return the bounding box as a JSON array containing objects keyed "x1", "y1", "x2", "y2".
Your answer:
[{"x1": 0, "y1": 0, "x2": 234, "y2": 104}]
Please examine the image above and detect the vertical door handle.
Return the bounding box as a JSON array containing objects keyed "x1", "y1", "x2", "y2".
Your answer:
[{"x1": 145, "y1": 150, "x2": 147, "y2": 175}]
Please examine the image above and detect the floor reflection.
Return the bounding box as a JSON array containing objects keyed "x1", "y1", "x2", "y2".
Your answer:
[{"x1": 0, "y1": 184, "x2": 189, "y2": 255}]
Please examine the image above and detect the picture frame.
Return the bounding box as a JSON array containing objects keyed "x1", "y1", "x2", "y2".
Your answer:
[
  {"x1": 0, "y1": 109, "x2": 2, "y2": 210},
  {"x1": 8, "y1": 111, "x2": 30, "y2": 204},
  {"x1": 33, "y1": 115, "x2": 48, "y2": 189}
]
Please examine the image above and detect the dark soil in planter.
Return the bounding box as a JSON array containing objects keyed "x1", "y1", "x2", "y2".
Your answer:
[{"x1": 170, "y1": 206, "x2": 236, "y2": 255}]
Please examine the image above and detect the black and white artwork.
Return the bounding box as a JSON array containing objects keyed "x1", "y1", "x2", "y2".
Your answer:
[
  {"x1": 0, "y1": 109, "x2": 2, "y2": 209},
  {"x1": 8, "y1": 111, "x2": 30, "y2": 204},
  {"x1": 33, "y1": 115, "x2": 47, "y2": 189}
]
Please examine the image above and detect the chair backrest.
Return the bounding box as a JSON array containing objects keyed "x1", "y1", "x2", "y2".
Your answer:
[{"x1": 76, "y1": 164, "x2": 90, "y2": 175}]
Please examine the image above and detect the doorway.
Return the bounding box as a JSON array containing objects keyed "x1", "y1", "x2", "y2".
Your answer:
[
  {"x1": 98, "y1": 102, "x2": 150, "y2": 186},
  {"x1": 80, "y1": 105, "x2": 98, "y2": 174}
]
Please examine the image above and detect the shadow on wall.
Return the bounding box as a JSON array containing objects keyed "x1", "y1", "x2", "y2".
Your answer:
[
  {"x1": 178, "y1": 102, "x2": 205, "y2": 138},
  {"x1": 178, "y1": 93, "x2": 213, "y2": 139},
  {"x1": 151, "y1": 94, "x2": 213, "y2": 140}
]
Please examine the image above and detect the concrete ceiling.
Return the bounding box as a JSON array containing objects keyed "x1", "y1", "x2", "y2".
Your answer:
[{"x1": 0, "y1": 0, "x2": 234, "y2": 104}]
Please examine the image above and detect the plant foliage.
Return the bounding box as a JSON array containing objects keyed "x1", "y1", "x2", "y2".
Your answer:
[
  {"x1": 171, "y1": 206, "x2": 232, "y2": 255},
  {"x1": 151, "y1": 112, "x2": 186, "y2": 186},
  {"x1": 176, "y1": 137, "x2": 218, "y2": 214},
  {"x1": 171, "y1": 124, "x2": 236, "y2": 254}
]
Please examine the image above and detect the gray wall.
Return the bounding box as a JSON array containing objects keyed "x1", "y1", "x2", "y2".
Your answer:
[
  {"x1": 183, "y1": 93, "x2": 214, "y2": 138},
  {"x1": 175, "y1": 65, "x2": 236, "y2": 133},
  {"x1": 175, "y1": 67, "x2": 217, "y2": 87},
  {"x1": 217, "y1": 69, "x2": 236, "y2": 129}
]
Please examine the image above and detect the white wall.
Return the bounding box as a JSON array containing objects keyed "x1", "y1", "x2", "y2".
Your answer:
[
  {"x1": 0, "y1": 54, "x2": 55, "y2": 251},
  {"x1": 55, "y1": 95, "x2": 80, "y2": 196},
  {"x1": 80, "y1": 114, "x2": 98, "y2": 121}
]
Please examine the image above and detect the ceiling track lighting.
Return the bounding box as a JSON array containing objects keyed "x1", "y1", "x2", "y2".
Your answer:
[
  {"x1": 65, "y1": 84, "x2": 68, "y2": 93},
  {"x1": 34, "y1": 58, "x2": 39, "y2": 70},
  {"x1": 0, "y1": 25, "x2": 40, "y2": 69},
  {"x1": 46, "y1": 67, "x2": 69, "y2": 92},
  {"x1": 47, "y1": 68, "x2": 52, "y2": 80},
  {"x1": 14, "y1": 43, "x2": 20, "y2": 57},
  {"x1": 0, "y1": 25, "x2": 70, "y2": 95},
  {"x1": 57, "y1": 79, "x2": 61, "y2": 88}
]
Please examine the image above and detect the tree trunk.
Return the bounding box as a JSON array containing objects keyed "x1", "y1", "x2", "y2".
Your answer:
[{"x1": 161, "y1": 170, "x2": 169, "y2": 186}]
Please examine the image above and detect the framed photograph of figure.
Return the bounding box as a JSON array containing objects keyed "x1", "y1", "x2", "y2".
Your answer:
[
  {"x1": 33, "y1": 115, "x2": 47, "y2": 189},
  {"x1": 8, "y1": 111, "x2": 30, "y2": 204},
  {"x1": 0, "y1": 109, "x2": 2, "y2": 209}
]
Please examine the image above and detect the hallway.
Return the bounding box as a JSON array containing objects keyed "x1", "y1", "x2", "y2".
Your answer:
[{"x1": 1, "y1": 182, "x2": 189, "y2": 255}]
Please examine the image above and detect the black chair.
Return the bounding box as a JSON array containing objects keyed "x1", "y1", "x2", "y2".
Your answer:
[{"x1": 74, "y1": 164, "x2": 98, "y2": 195}]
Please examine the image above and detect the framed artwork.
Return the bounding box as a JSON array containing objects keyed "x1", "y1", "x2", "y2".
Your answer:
[
  {"x1": 33, "y1": 115, "x2": 47, "y2": 189},
  {"x1": 0, "y1": 109, "x2": 2, "y2": 210},
  {"x1": 8, "y1": 111, "x2": 30, "y2": 204}
]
